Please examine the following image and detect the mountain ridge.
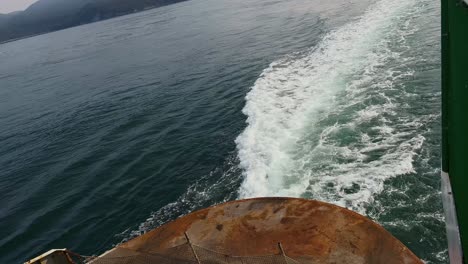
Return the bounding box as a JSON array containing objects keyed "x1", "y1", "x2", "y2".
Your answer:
[{"x1": 0, "y1": 0, "x2": 187, "y2": 43}]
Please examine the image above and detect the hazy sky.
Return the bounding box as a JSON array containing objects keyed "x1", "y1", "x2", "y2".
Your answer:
[{"x1": 0, "y1": 0, "x2": 38, "y2": 14}]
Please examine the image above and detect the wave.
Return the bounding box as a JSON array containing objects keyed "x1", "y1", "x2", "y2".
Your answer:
[{"x1": 235, "y1": 0, "x2": 426, "y2": 213}]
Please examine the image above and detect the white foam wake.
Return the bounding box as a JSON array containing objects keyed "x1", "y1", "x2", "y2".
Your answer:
[{"x1": 236, "y1": 0, "x2": 425, "y2": 213}]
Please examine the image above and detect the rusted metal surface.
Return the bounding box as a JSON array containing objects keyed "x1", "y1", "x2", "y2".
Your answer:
[{"x1": 107, "y1": 198, "x2": 422, "y2": 263}]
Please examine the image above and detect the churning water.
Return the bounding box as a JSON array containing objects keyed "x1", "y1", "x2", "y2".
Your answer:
[{"x1": 0, "y1": 0, "x2": 444, "y2": 262}]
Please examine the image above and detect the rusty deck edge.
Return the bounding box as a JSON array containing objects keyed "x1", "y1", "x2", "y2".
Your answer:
[{"x1": 114, "y1": 197, "x2": 421, "y2": 260}]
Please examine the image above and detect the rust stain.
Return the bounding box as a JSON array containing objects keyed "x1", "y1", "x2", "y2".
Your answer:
[{"x1": 114, "y1": 197, "x2": 423, "y2": 264}]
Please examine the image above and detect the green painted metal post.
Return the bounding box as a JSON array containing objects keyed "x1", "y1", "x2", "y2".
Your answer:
[{"x1": 442, "y1": 0, "x2": 468, "y2": 262}]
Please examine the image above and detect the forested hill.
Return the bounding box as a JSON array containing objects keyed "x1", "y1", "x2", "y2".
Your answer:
[{"x1": 0, "y1": 0, "x2": 187, "y2": 42}]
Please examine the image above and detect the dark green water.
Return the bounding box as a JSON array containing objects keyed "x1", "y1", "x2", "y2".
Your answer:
[{"x1": 0, "y1": 0, "x2": 445, "y2": 263}]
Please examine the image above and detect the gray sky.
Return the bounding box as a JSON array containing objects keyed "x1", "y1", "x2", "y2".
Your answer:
[{"x1": 0, "y1": 0, "x2": 38, "y2": 14}]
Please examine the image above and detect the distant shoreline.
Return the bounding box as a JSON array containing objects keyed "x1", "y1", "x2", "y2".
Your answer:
[
  {"x1": 0, "y1": 33, "x2": 43, "y2": 45},
  {"x1": 0, "y1": 0, "x2": 187, "y2": 45}
]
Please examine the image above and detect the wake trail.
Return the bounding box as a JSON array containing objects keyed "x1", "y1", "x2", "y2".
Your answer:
[{"x1": 236, "y1": 0, "x2": 427, "y2": 213}]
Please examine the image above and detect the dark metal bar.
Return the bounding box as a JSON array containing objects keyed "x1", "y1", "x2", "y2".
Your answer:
[{"x1": 441, "y1": 0, "x2": 468, "y2": 262}]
